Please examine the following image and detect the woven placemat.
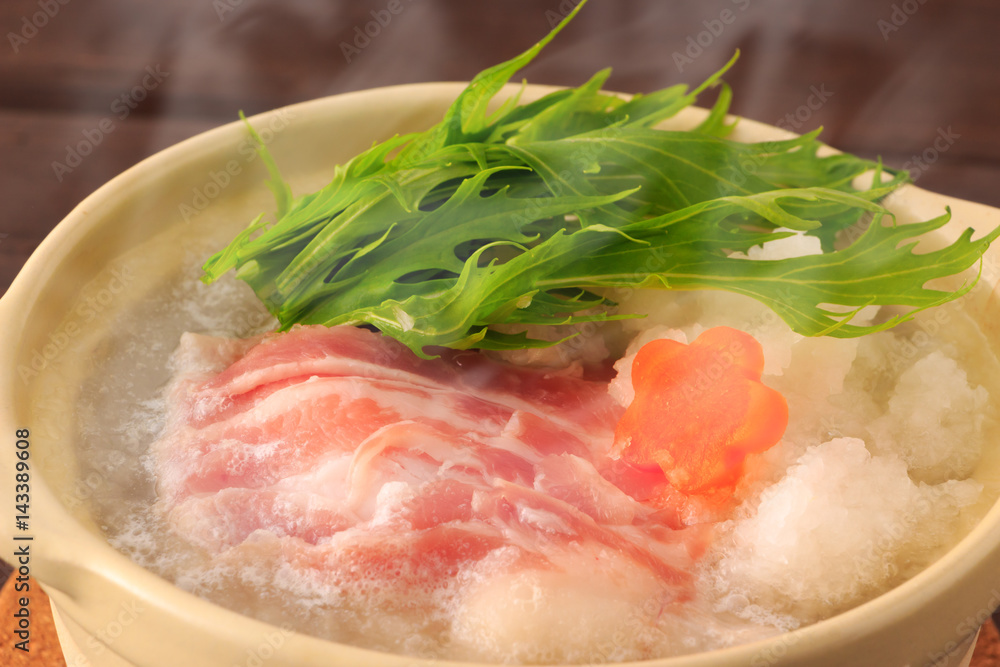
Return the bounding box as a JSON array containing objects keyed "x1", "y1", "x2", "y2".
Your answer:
[{"x1": 0, "y1": 575, "x2": 66, "y2": 666}]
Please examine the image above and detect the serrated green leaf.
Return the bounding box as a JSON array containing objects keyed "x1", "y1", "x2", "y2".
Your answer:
[{"x1": 204, "y1": 7, "x2": 998, "y2": 357}]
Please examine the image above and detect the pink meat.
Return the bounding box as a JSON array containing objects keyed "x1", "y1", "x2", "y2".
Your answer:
[{"x1": 153, "y1": 324, "x2": 706, "y2": 611}]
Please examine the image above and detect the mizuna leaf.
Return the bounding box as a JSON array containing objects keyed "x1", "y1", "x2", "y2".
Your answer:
[{"x1": 203, "y1": 1, "x2": 998, "y2": 356}]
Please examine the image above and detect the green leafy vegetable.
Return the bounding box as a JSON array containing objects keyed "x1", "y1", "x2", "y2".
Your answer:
[{"x1": 203, "y1": 0, "x2": 999, "y2": 357}]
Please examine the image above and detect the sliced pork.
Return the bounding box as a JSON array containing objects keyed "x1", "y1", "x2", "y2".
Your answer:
[{"x1": 151, "y1": 324, "x2": 710, "y2": 661}]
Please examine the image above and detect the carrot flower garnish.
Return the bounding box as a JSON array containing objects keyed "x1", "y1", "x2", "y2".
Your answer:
[{"x1": 614, "y1": 326, "x2": 788, "y2": 495}]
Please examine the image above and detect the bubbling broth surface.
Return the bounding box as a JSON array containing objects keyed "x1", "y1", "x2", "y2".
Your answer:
[{"x1": 68, "y1": 228, "x2": 1000, "y2": 665}]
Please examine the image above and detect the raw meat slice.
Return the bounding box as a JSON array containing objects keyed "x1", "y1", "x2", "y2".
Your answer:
[{"x1": 151, "y1": 324, "x2": 707, "y2": 651}]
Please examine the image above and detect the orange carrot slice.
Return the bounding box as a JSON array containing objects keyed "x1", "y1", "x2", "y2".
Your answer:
[{"x1": 613, "y1": 326, "x2": 788, "y2": 494}]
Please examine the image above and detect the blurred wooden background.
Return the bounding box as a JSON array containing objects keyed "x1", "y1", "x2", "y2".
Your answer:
[
  {"x1": 2, "y1": 0, "x2": 999, "y2": 294},
  {"x1": 1, "y1": 0, "x2": 999, "y2": 664}
]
